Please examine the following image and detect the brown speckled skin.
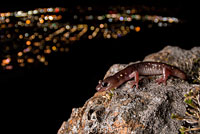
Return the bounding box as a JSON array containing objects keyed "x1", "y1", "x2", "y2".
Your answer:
[{"x1": 96, "y1": 62, "x2": 187, "y2": 92}]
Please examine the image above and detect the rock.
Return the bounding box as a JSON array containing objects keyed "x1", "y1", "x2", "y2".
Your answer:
[{"x1": 58, "y1": 46, "x2": 200, "y2": 134}]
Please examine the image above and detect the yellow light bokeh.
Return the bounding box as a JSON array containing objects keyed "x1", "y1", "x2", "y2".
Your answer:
[
  {"x1": 39, "y1": 18, "x2": 44, "y2": 24},
  {"x1": 27, "y1": 58, "x2": 34, "y2": 63},
  {"x1": 19, "y1": 34, "x2": 23, "y2": 39},
  {"x1": 90, "y1": 26, "x2": 95, "y2": 31},
  {"x1": 17, "y1": 59, "x2": 24, "y2": 63},
  {"x1": 26, "y1": 41, "x2": 31, "y2": 46},
  {"x1": 44, "y1": 49, "x2": 51, "y2": 54},
  {"x1": 88, "y1": 35, "x2": 92, "y2": 39},
  {"x1": 52, "y1": 46, "x2": 57, "y2": 51},
  {"x1": 18, "y1": 52, "x2": 23, "y2": 56},
  {"x1": 100, "y1": 24, "x2": 104, "y2": 28},
  {"x1": 26, "y1": 19, "x2": 31, "y2": 24},
  {"x1": 135, "y1": 26, "x2": 141, "y2": 32}
]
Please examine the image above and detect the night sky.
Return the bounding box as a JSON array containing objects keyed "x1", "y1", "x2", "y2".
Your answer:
[{"x1": 1, "y1": 1, "x2": 199, "y2": 134}]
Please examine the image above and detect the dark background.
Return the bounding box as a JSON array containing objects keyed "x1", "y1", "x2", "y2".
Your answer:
[{"x1": 0, "y1": 0, "x2": 199, "y2": 134}]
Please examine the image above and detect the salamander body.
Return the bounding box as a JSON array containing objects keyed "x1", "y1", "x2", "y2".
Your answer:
[{"x1": 96, "y1": 62, "x2": 187, "y2": 92}]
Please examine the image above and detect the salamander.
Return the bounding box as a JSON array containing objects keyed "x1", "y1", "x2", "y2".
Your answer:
[{"x1": 96, "y1": 62, "x2": 187, "y2": 92}]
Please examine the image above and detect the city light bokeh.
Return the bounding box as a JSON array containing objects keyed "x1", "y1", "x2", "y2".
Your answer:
[{"x1": 0, "y1": 6, "x2": 180, "y2": 71}]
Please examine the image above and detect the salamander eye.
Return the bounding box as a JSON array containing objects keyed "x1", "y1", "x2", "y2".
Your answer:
[{"x1": 102, "y1": 82, "x2": 108, "y2": 87}]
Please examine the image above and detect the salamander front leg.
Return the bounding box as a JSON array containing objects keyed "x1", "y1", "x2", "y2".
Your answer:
[
  {"x1": 129, "y1": 71, "x2": 139, "y2": 89},
  {"x1": 156, "y1": 67, "x2": 171, "y2": 85}
]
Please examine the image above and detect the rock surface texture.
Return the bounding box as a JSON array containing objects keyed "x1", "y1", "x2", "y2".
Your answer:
[{"x1": 58, "y1": 46, "x2": 200, "y2": 134}]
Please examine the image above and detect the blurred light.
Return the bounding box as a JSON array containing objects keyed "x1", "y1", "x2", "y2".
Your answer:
[
  {"x1": 18, "y1": 52, "x2": 23, "y2": 56},
  {"x1": 17, "y1": 59, "x2": 24, "y2": 63},
  {"x1": 34, "y1": 16, "x2": 38, "y2": 20},
  {"x1": 7, "y1": 34, "x2": 11, "y2": 38},
  {"x1": 154, "y1": 18, "x2": 159, "y2": 23},
  {"x1": 130, "y1": 25, "x2": 134, "y2": 30},
  {"x1": 60, "y1": 47, "x2": 64, "y2": 52},
  {"x1": 106, "y1": 34, "x2": 111, "y2": 38},
  {"x1": 52, "y1": 46, "x2": 57, "y2": 51},
  {"x1": 39, "y1": 9, "x2": 44, "y2": 13},
  {"x1": 158, "y1": 22, "x2": 162, "y2": 27},
  {"x1": 5, "y1": 65, "x2": 13, "y2": 70},
  {"x1": 19, "y1": 34, "x2": 23, "y2": 39},
  {"x1": 106, "y1": 14, "x2": 111, "y2": 18},
  {"x1": 126, "y1": 10, "x2": 131, "y2": 14},
  {"x1": 26, "y1": 19, "x2": 31, "y2": 24},
  {"x1": 55, "y1": 8, "x2": 60, "y2": 13},
  {"x1": 38, "y1": 35, "x2": 43, "y2": 39},
  {"x1": 65, "y1": 48, "x2": 69, "y2": 52},
  {"x1": 69, "y1": 36, "x2": 76, "y2": 41},
  {"x1": 23, "y1": 46, "x2": 32, "y2": 53},
  {"x1": 44, "y1": 16, "x2": 48, "y2": 20},
  {"x1": 18, "y1": 21, "x2": 22, "y2": 25},
  {"x1": 25, "y1": 33, "x2": 29, "y2": 37},
  {"x1": 127, "y1": 17, "x2": 132, "y2": 22},
  {"x1": 90, "y1": 26, "x2": 95, "y2": 30},
  {"x1": 53, "y1": 38, "x2": 57, "y2": 43},
  {"x1": 33, "y1": 10, "x2": 38, "y2": 14},
  {"x1": 28, "y1": 11, "x2": 33, "y2": 15},
  {"x1": 17, "y1": 11, "x2": 23, "y2": 15},
  {"x1": 33, "y1": 42, "x2": 40, "y2": 46},
  {"x1": 31, "y1": 35, "x2": 35, "y2": 40},
  {"x1": 44, "y1": 61, "x2": 48, "y2": 66},
  {"x1": 88, "y1": 15, "x2": 93, "y2": 20},
  {"x1": 5, "y1": 18, "x2": 10, "y2": 23},
  {"x1": 49, "y1": 16, "x2": 53, "y2": 20},
  {"x1": 27, "y1": 58, "x2": 34, "y2": 63},
  {"x1": 74, "y1": 15, "x2": 78, "y2": 19},
  {"x1": 120, "y1": 26, "x2": 125, "y2": 30},
  {"x1": 43, "y1": 27, "x2": 47, "y2": 32},
  {"x1": 111, "y1": 14, "x2": 117, "y2": 18},
  {"x1": 108, "y1": 18, "x2": 113, "y2": 22},
  {"x1": 163, "y1": 23, "x2": 167, "y2": 27},
  {"x1": 131, "y1": 9, "x2": 136, "y2": 14},
  {"x1": 39, "y1": 18, "x2": 44, "y2": 23},
  {"x1": 162, "y1": 17, "x2": 168, "y2": 21},
  {"x1": 168, "y1": 18, "x2": 174, "y2": 23},
  {"x1": 88, "y1": 7, "x2": 92, "y2": 11},
  {"x1": 57, "y1": 15, "x2": 62, "y2": 20},
  {"x1": 119, "y1": 16, "x2": 123, "y2": 21},
  {"x1": 135, "y1": 15, "x2": 141, "y2": 20},
  {"x1": 2, "y1": 57, "x2": 11, "y2": 65},
  {"x1": 47, "y1": 8, "x2": 53, "y2": 12},
  {"x1": 65, "y1": 25, "x2": 70, "y2": 30},
  {"x1": 64, "y1": 32, "x2": 70, "y2": 38},
  {"x1": 173, "y1": 17, "x2": 179, "y2": 23},
  {"x1": 100, "y1": 24, "x2": 104, "y2": 28},
  {"x1": 19, "y1": 63, "x2": 25, "y2": 67},
  {"x1": 88, "y1": 35, "x2": 92, "y2": 39},
  {"x1": 44, "y1": 49, "x2": 51, "y2": 54},
  {"x1": 40, "y1": 56, "x2": 45, "y2": 62},
  {"x1": 26, "y1": 41, "x2": 31, "y2": 46},
  {"x1": 135, "y1": 26, "x2": 140, "y2": 32},
  {"x1": 97, "y1": 16, "x2": 104, "y2": 20}
]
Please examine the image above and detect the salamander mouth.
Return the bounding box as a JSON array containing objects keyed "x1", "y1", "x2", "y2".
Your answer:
[
  {"x1": 96, "y1": 85, "x2": 103, "y2": 91},
  {"x1": 98, "y1": 88, "x2": 106, "y2": 92},
  {"x1": 96, "y1": 85, "x2": 107, "y2": 92}
]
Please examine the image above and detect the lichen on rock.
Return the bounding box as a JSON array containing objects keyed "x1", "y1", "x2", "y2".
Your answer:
[{"x1": 58, "y1": 46, "x2": 200, "y2": 134}]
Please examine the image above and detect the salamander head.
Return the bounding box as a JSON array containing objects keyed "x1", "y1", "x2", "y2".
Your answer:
[{"x1": 96, "y1": 76, "x2": 119, "y2": 92}]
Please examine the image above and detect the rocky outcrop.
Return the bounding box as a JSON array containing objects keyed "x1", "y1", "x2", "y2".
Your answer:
[{"x1": 58, "y1": 46, "x2": 200, "y2": 134}]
